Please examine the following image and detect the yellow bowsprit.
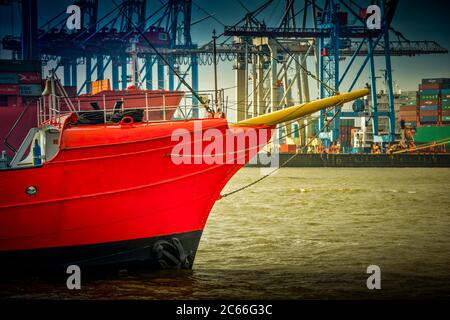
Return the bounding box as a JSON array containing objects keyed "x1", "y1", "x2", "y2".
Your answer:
[{"x1": 232, "y1": 88, "x2": 369, "y2": 127}]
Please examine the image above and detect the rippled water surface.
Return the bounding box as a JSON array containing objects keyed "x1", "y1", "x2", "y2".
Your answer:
[{"x1": 2, "y1": 168, "x2": 450, "y2": 299}]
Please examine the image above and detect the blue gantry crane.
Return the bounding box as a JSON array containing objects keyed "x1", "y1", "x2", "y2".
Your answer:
[
  {"x1": 315, "y1": 0, "x2": 398, "y2": 143},
  {"x1": 2, "y1": 0, "x2": 448, "y2": 132},
  {"x1": 224, "y1": 0, "x2": 448, "y2": 144},
  {"x1": 2, "y1": 0, "x2": 199, "y2": 104}
]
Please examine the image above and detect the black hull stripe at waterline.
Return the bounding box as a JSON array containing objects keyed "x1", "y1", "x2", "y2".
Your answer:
[{"x1": 0, "y1": 230, "x2": 203, "y2": 274}]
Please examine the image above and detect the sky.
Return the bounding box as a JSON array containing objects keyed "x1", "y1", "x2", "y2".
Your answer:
[{"x1": 0, "y1": 0, "x2": 449, "y2": 112}]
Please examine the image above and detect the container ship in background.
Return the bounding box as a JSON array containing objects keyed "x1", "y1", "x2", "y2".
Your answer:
[
  {"x1": 0, "y1": 59, "x2": 183, "y2": 161},
  {"x1": 399, "y1": 78, "x2": 450, "y2": 149},
  {"x1": 275, "y1": 78, "x2": 450, "y2": 155}
]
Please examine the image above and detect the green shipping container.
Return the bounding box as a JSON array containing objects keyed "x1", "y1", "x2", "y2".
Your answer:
[
  {"x1": 442, "y1": 89, "x2": 450, "y2": 99},
  {"x1": 414, "y1": 126, "x2": 450, "y2": 145},
  {"x1": 443, "y1": 105, "x2": 450, "y2": 110},
  {"x1": 419, "y1": 94, "x2": 438, "y2": 100},
  {"x1": 443, "y1": 116, "x2": 450, "y2": 122},
  {"x1": 419, "y1": 89, "x2": 440, "y2": 95}
]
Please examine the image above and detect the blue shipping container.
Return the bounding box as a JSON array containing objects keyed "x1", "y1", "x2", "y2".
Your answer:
[
  {"x1": 422, "y1": 78, "x2": 450, "y2": 85},
  {"x1": 0, "y1": 73, "x2": 18, "y2": 84},
  {"x1": 419, "y1": 105, "x2": 438, "y2": 111},
  {"x1": 420, "y1": 116, "x2": 438, "y2": 122},
  {"x1": 18, "y1": 84, "x2": 42, "y2": 96}
]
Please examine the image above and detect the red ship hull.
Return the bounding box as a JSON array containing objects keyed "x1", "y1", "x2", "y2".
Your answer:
[{"x1": 0, "y1": 116, "x2": 272, "y2": 270}]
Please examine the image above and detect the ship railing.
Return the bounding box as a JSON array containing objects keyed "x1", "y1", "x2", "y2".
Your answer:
[{"x1": 38, "y1": 93, "x2": 205, "y2": 126}]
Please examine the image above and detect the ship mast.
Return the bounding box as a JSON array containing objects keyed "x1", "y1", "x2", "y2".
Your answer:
[
  {"x1": 130, "y1": 36, "x2": 140, "y2": 88},
  {"x1": 213, "y1": 29, "x2": 219, "y2": 111}
]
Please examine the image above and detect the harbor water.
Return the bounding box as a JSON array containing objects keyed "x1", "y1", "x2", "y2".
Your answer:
[{"x1": 1, "y1": 168, "x2": 450, "y2": 299}]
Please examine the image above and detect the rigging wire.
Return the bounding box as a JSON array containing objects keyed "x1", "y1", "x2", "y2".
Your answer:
[
  {"x1": 110, "y1": 0, "x2": 353, "y2": 198},
  {"x1": 218, "y1": 17, "x2": 349, "y2": 197},
  {"x1": 111, "y1": 0, "x2": 214, "y2": 115},
  {"x1": 220, "y1": 102, "x2": 344, "y2": 198}
]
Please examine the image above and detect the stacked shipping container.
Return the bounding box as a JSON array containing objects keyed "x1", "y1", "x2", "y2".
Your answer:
[
  {"x1": 399, "y1": 78, "x2": 450, "y2": 127},
  {"x1": 0, "y1": 60, "x2": 43, "y2": 158},
  {"x1": 399, "y1": 104, "x2": 417, "y2": 127},
  {"x1": 0, "y1": 60, "x2": 42, "y2": 107},
  {"x1": 339, "y1": 118, "x2": 355, "y2": 149},
  {"x1": 442, "y1": 89, "x2": 450, "y2": 123},
  {"x1": 419, "y1": 78, "x2": 450, "y2": 126}
]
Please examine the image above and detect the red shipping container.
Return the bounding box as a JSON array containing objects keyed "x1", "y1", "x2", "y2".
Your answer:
[
  {"x1": 9, "y1": 96, "x2": 19, "y2": 107},
  {"x1": 17, "y1": 72, "x2": 42, "y2": 84},
  {"x1": 400, "y1": 114, "x2": 417, "y2": 118},
  {"x1": 63, "y1": 86, "x2": 77, "y2": 97},
  {"x1": 400, "y1": 109, "x2": 417, "y2": 113},
  {"x1": 359, "y1": 8, "x2": 367, "y2": 18},
  {"x1": 400, "y1": 112, "x2": 416, "y2": 117},
  {"x1": 420, "y1": 110, "x2": 439, "y2": 116},
  {"x1": 280, "y1": 144, "x2": 297, "y2": 154},
  {"x1": 399, "y1": 105, "x2": 417, "y2": 112},
  {"x1": 401, "y1": 118, "x2": 417, "y2": 122},
  {"x1": 400, "y1": 112, "x2": 416, "y2": 116},
  {"x1": 419, "y1": 99, "x2": 439, "y2": 105},
  {"x1": 419, "y1": 83, "x2": 443, "y2": 90},
  {"x1": 0, "y1": 84, "x2": 18, "y2": 95},
  {"x1": 442, "y1": 110, "x2": 450, "y2": 116},
  {"x1": 1, "y1": 95, "x2": 18, "y2": 107}
]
